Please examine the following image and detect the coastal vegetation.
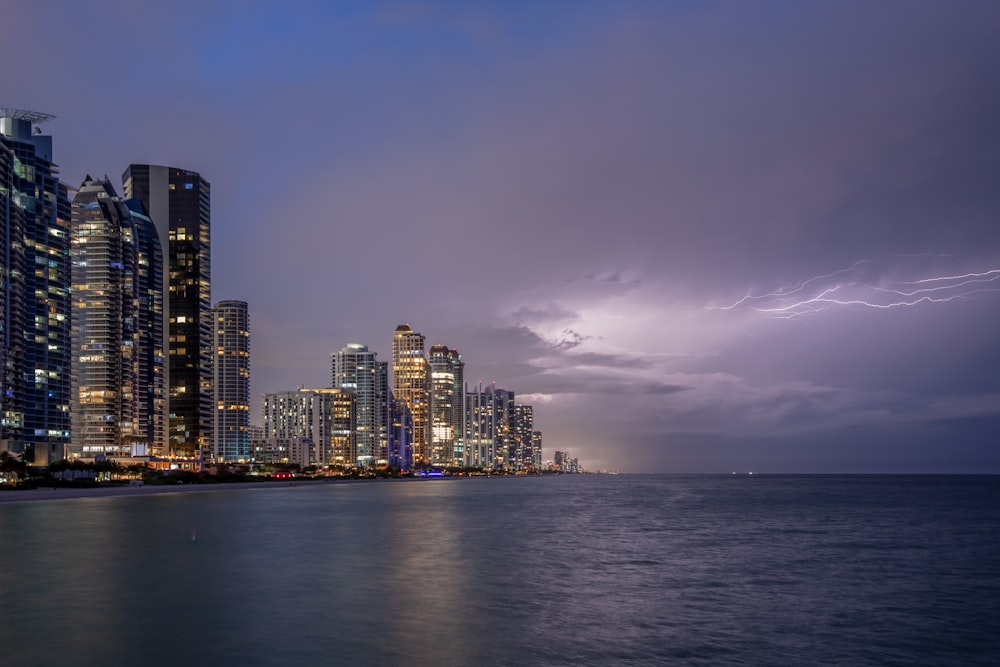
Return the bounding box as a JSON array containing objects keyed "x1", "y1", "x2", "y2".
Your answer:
[{"x1": 0, "y1": 458, "x2": 554, "y2": 492}]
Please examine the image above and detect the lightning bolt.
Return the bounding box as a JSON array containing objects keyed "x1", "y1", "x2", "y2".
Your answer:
[{"x1": 712, "y1": 261, "x2": 1000, "y2": 319}]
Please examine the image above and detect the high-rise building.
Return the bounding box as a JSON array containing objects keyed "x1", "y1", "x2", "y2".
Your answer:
[
  {"x1": 212, "y1": 300, "x2": 249, "y2": 462},
  {"x1": 492, "y1": 387, "x2": 515, "y2": 471},
  {"x1": 329, "y1": 389, "x2": 356, "y2": 467},
  {"x1": 531, "y1": 431, "x2": 543, "y2": 471},
  {"x1": 463, "y1": 387, "x2": 494, "y2": 469},
  {"x1": 0, "y1": 109, "x2": 71, "y2": 464},
  {"x1": 331, "y1": 343, "x2": 381, "y2": 467},
  {"x1": 69, "y1": 177, "x2": 141, "y2": 458},
  {"x1": 128, "y1": 200, "x2": 165, "y2": 454},
  {"x1": 428, "y1": 345, "x2": 464, "y2": 467},
  {"x1": 0, "y1": 137, "x2": 26, "y2": 456},
  {"x1": 123, "y1": 164, "x2": 211, "y2": 458},
  {"x1": 262, "y1": 388, "x2": 353, "y2": 466},
  {"x1": 68, "y1": 178, "x2": 163, "y2": 459},
  {"x1": 464, "y1": 382, "x2": 514, "y2": 470},
  {"x1": 375, "y1": 360, "x2": 389, "y2": 465},
  {"x1": 511, "y1": 404, "x2": 535, "y2": 471},
  {"x1": 388, "y1": 391, "x2": 412, "y2": 471},
  {"x1": 392, "y1": 324, "x2": 429, "y2": 466}
]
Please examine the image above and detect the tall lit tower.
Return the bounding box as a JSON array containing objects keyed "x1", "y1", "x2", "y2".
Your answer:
[
  {"x1": 464, "y1": 383, "x2": 514, "y2": 471},
  {"x1": 392, "y1": 324, "x2": 429, "y2": 466},
  {"x1": 511, "y1": 404, "x2": 535, "y2": 471},
  {"x1": 123, "y1": 164, "x2": 211, "y2": 458},
  {"x1": 331, "y1": 343, "x2": 379, "y2": 466},
  {"x1": 212, "y1": 300, "x2": 249, "y2": 462},
  {"x1": 428, "y1": 345, "x2": 464, "y2": 467},
  {"x1": 69, "y1": 177, "x2": 142, "y2": 458},
  {"x1": 0, "y1": 109, "x2": 71, "y2": 464}
]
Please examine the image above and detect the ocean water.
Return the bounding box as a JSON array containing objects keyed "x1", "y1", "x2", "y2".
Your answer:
[{"x1": 1, "y1": 474, "x2": 998, "y2": 666}]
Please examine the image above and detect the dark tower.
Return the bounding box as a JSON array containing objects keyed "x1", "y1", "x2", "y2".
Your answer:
[{"x1": 123, "y1": 165, "x2": 211, "y2": 458}]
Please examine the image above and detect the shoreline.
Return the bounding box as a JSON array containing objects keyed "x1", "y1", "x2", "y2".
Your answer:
[{"x1": 0, "y1": 478, "x2": 381, "y2": 505}]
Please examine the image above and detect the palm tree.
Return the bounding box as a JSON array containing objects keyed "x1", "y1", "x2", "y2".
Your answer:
[{"x1": 0, "y1": 450, "x2": 26, "y2": 482}]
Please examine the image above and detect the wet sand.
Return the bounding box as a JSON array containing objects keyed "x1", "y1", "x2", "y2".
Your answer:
[{"x1": 0, "y1": 479, "x2": 347, "y2": 504}]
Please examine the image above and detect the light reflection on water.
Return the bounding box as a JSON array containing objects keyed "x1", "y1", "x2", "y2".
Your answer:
[{"x1": 1, "y1": 475, "x2": 999, "y2": 666}]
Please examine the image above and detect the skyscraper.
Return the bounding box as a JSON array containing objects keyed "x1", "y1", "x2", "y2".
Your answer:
[
  {"x1": 0, "y1": 137, "x2": 25, "y2": 456},
  {"x1": 212, "y1": 300, "x2": 249, "y2": 462},
  {"x1": 331, "y1": 343, "x2": 380, "y2": 466},
  {"x1": 129, "y1": 200, "x2": 165, "y2": 453},
  {"x1": 464, "y1": 383, "x2": 515, "y2": 471},
  {"x1": 69, "y1": 177, "x2": 142, "y2": 458},
  {"x1": 428, "y1": 345, "x2": 464, "y2": 467},
  {"x1": 375, "y1": 360, "x2": 389, "y2": 465},
  {"x1": 388, "y1": 391, "x2": 412, "y2": 471},
  {"x1": 0, "y1": 109, "x2": 71, "y2": 464},
  {"x1": 392, "y1": 324, "x2": 429, "y2": 466},
  {"x1": 329, "y1": 389, "x2": 356, "y2": 467},
  {"x1": 511, "y1": 403, "x2": 535, "y2": 472},
  {"x1": 123, "y1": 164, "x2": 211, "y2": 458}
]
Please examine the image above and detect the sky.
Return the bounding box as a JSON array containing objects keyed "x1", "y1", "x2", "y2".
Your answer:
[{"x1": 3, "y1": 0, "x2": 999, "y2": 472}]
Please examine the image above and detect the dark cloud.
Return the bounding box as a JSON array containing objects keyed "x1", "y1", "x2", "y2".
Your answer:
[{"x1": 510, "y1": 303, "x2": 577, "y2": 324}]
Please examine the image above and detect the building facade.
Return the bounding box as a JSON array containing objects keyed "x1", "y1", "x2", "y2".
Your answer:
[
  {"x1": 375, "y1": 360, "x2": 389, "y2": 464},
  {"x1": 392, "y1": 324, "x2": 429, "y2": 466},
  {"x1": 510, "y1": 403, "x2": 535, "y2": 472},
  {"x1": 69, "y1": 177, "x2": 140, "y2": 458},
  {"x1": 123, "y1": 164, "x2": 211, "y2": 458},
  {"x1": 428, "y1": 345, "x2": 464, "y2": 467},
  {"x1": 464, "y1": 382, "x2": 515, "y2": 470},
  {"x1": 129, "y1": 201, "x2": 165, "y2": 454},
  {"x1": 388, "y1": 391, "x2": 412, "y2": 470},
  {"x1": 212, "y1": 300, "x2": 249, "y2": 462},
  {"x1": 0, "y1": 109, "x2": 71, "y2": 464},
  {"x1": 331, "y1": 343, "x2": 380, "y2": 466},
  {"x1": 262, "y1": 388, "x2": 353, "y2": 466}
]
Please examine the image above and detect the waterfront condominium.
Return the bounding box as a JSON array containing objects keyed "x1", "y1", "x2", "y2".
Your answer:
[
  {"x1": 0, "y1": 109, "x2": 71, "y2": 464},
  {"x1": 331, "y1": 343, "x2": 381, "y2": 467},
  {"x1": 464, "y1": 383, "x2": 515, "y2": 471},
  {"x1": 428, "y1": 345, "x2": 464, "y2": 467},
  {"x1": 262, "y1": 388, "x2": 354, "y2": 466},
  {"x1": 392, "y1": 325, "x2": 429, "y2": 466},
  {"x1": 69, "y1": 176, "x2": 163, "y2": 458},
  {"x1": 212, "y1": 300, "x2": 249, "y2": 462},
  {"x1": 510, "y1": 403, "x2": 536, "y2": 472},
  {"x1": 123, "y1": 164, "x2": 211, "y2": 458}
]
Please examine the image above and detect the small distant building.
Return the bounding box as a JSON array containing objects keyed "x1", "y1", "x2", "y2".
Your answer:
[{"x1": 257, "y1": 437, "x2": 311, "y2": 468}]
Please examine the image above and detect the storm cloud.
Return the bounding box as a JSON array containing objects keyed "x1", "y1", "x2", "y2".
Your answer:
[{"x1": 3, "y1": 0, "x2": 998, "y2": 471}]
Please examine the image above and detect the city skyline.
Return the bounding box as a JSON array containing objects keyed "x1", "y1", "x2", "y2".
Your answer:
[{"x1": 3, "y1": 1, "x2": 999, "y2": 472}]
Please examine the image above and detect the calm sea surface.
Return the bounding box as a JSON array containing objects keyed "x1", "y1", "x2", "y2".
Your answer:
[{"x1": 1, "y1": 475, "x2": 998, "y2": 666}]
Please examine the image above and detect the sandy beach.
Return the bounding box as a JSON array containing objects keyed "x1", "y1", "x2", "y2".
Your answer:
[{"x1": 0, "y1": 479, "x2": 352, "y2": 504}]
